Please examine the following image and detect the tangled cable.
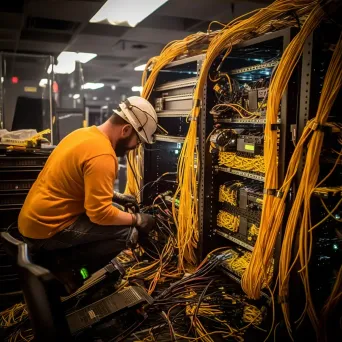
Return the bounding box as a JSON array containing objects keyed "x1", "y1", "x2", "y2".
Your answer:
[
  {"x1": 219, "y1": 182, "x2": 243, "y2": 206},
  {"x1": 219, "y1": 152, "x2": 265, "y2": 174},
  {"x1": 217, "y1": 210, "x2": 240, "y2": 232}
]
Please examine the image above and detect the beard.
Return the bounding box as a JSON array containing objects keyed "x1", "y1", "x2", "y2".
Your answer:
[{"x1": 115, "y1": 135, "x2": 135, "y2": 157}]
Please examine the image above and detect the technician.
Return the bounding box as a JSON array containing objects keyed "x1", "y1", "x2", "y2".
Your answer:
[{"x1": 18, "y1": 96, "x2": 157, "y2": 267}]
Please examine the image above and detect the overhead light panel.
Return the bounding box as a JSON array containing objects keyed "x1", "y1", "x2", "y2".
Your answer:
[
  {"x1": 90, "y1": 0, "x2": 169, "y2": 27},
  {"x1": 58, "y1": 52, "x2": 97, "y2": 64},
  {"x1": 73, "y1": 94, "x2": 80, "y2": 99},
  {"x1": 82, "y1": 82, "x2": 105, "y2": 90},
  {"x1": 47, "y1": 52, "x2": 97, "y2": 75},
  {"x1": 132, "y1": 86, "x2": 143, "y2": 93},
  {"x1": 111, "y1": 85, "x2": 116, "y2": 90},
  {"x1": 134, "y1": 64, "x2": 147, "y2": 71}
]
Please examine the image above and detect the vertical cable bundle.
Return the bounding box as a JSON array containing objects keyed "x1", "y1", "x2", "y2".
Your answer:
[
  {"x1": 278, "y1": 33, "x2": 342, "y2": 339},
  {"x1": 125, "y1": 145, "x2": 143, "y2": 200},
  {"x1": 241, "y1": 3, "x2": 324, "y2": 300}
]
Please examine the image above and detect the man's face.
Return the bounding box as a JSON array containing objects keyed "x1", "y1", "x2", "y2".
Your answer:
[{"x1": 115, "y1": 130, "x2": 141, "y2": 157}]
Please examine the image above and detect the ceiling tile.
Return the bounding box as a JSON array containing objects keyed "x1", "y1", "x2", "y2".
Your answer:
[
  {"x1": 81, "y1": 23, "x2": 130, "y2": 37},
  {"x1": 25, "y1": 0, "x2": 105, "y2": 22}
]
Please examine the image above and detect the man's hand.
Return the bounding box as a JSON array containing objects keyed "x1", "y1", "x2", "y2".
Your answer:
[
  {"x1": 113, "y1": 192, "x2": 139, "y2": 211},
  {"x1": 132, "y1": 213, "x2": 155, "y2": 234}
]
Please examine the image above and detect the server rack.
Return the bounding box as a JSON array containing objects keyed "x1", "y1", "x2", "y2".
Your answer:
[
  {"x1": 140, "y1": 26, "x2": 341, "y2": 340},
  {"x1": 142, "y1": 54, "x2": 208, "y2": 260},
  {"x1": 202, "y1": 28, "x2": 300, "y2": 289}
]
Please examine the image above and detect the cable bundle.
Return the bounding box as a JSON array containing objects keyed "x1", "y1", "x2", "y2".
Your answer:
[
  {"x1": 225, "y1": 250, "x2": 273, "y2": 288},
  {"x1": 241, "y1": 3, "x2": 325, "y2": 300},
  {"x1": 217, "y1": 210, "x2": 240, "y2": 232},
  {"x1": 124, "y1": 194, "x2": 182, "y2": 294},
  {"x1": 247, "y1": 224, "x2": 260, "y2": 242},
  {"x1": 129, "y1": 252, "x2": 267, "y2": 342},
  {"x1": 211, "y1": 103, "x2": 262, "y2": 119},
  {"x1": 125, "y1": 144, "x2": 143, "y2": 200},
  {"x1": 0, "y1": 303, "x2": 28, "y2": 328},
  {"x1": 218, "y1": 152, "x2": 265, "y2": 173},
  {"x1": 313, "y1": 185, "x2": 342, "y2": 197},
  {"x1": 223, "y1": 250, "x2": 252, "y2": 278},
  {"x1": 219, "y1": 182, "x2": 243, "y2": 206},
  {"x1": 6, "y1": 329, "x2": 34, "y2": 342},
  {"x1": 243, "y1": 304, "x2": 263, "y2": 326},
  {"x1": 277, "y1": 33, "x2": 342, "y2": 339}
]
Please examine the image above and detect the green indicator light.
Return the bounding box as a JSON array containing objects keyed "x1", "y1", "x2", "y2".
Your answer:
[
  {"x1": 80, "y1": 267, "x2": 89, "y2": 280},
  {"x1": 332, "y1": 244, "x2": 338, "y2": 251}
]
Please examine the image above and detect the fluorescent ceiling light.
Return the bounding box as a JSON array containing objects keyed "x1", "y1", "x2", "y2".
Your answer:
[
  {"x1": 39, "y1": 79, "x2": 48, "y2": 87},
  {"x1": 82, "y1": 82, "x2": 104, "y2": 90},
  {"x1": 47, "y1": 52, "x2": 96, "y2": 75},
  {"x1": 58, "y1": 52, "x2": 97, "y2": 64},
  {"x1": 111, "y1": 85, "x2": 116, "y2": 90},
  {"x1": 105, "y1": 97, "x2": 111, "y2": 101},
  {"x1": 132, "y1": 86, "x2": 143, "y2": 93},
  {"x1": 73, "y1": 94, "x2": 80, "y2": 99},
  {"x1": 90, "y1": 0, "x2": 169, "y2": 27},
  {"x1": 93, "y1": 97, "x2": 98, "y2": 100},
  {"x1": 134, "y1": 64, "x2": 147, "y2": 71}
]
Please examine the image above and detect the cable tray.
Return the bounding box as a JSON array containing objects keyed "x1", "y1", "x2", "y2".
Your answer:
[
  {"x1": 213, "y1": 117, "x2": 281, "y2": 125},
  {"x1": 155, "y1": 77, "x2": 198, "y2": 91},
  {"x1": 216, "y1": 166, "x2": 265, "y2": 182},
  {"x1": 229, "y1": 60, "x2": 279, "y2": 75},
  {"x1": 214, "y1": 229, "x2": 254, "y2": 251},
  {"x1": 154, "y1": 135, "x2": 186, "y2": 143},
  {"x1": 157, "y1": 110, "x2": 189, "y2": 118}
]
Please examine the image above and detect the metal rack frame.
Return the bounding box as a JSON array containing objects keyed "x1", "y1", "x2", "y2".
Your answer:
[{"x1": 202, "y1": 28, "x2": 300, "y2": 272}]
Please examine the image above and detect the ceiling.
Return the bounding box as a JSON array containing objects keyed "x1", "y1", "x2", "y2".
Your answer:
[{"x1": 0, "y1": 0, "x2": 271, "y2": 90}]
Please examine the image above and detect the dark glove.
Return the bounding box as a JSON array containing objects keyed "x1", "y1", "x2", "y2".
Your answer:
[
  {"x1": 113, "y1": 192, "x2": 139, "y2": 211},
  {"x1": 132, "y1": 213, "x2": 155, "y2": 235}
]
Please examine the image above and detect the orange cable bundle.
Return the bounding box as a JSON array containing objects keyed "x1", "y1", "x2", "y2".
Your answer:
[
  {"x1": 241, "y1": 3, "x2": 325, "y2": 300},
  {"x1": 278, "y1": 33, "x2": 342, "y2": 339}
]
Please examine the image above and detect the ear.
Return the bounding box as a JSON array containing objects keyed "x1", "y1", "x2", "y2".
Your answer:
[{"x1": 121, "y1": 124, "x2": 133, "y2": 138}]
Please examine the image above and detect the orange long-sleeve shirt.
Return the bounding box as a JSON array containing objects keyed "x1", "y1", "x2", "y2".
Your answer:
[{"x1": 19, "y1": 126, "x2": 119, "y2": 239}]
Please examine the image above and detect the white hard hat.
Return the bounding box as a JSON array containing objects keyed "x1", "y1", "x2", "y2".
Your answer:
[{"x1": 113, "y1": 96, "x2": 158, "y2": 144}]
